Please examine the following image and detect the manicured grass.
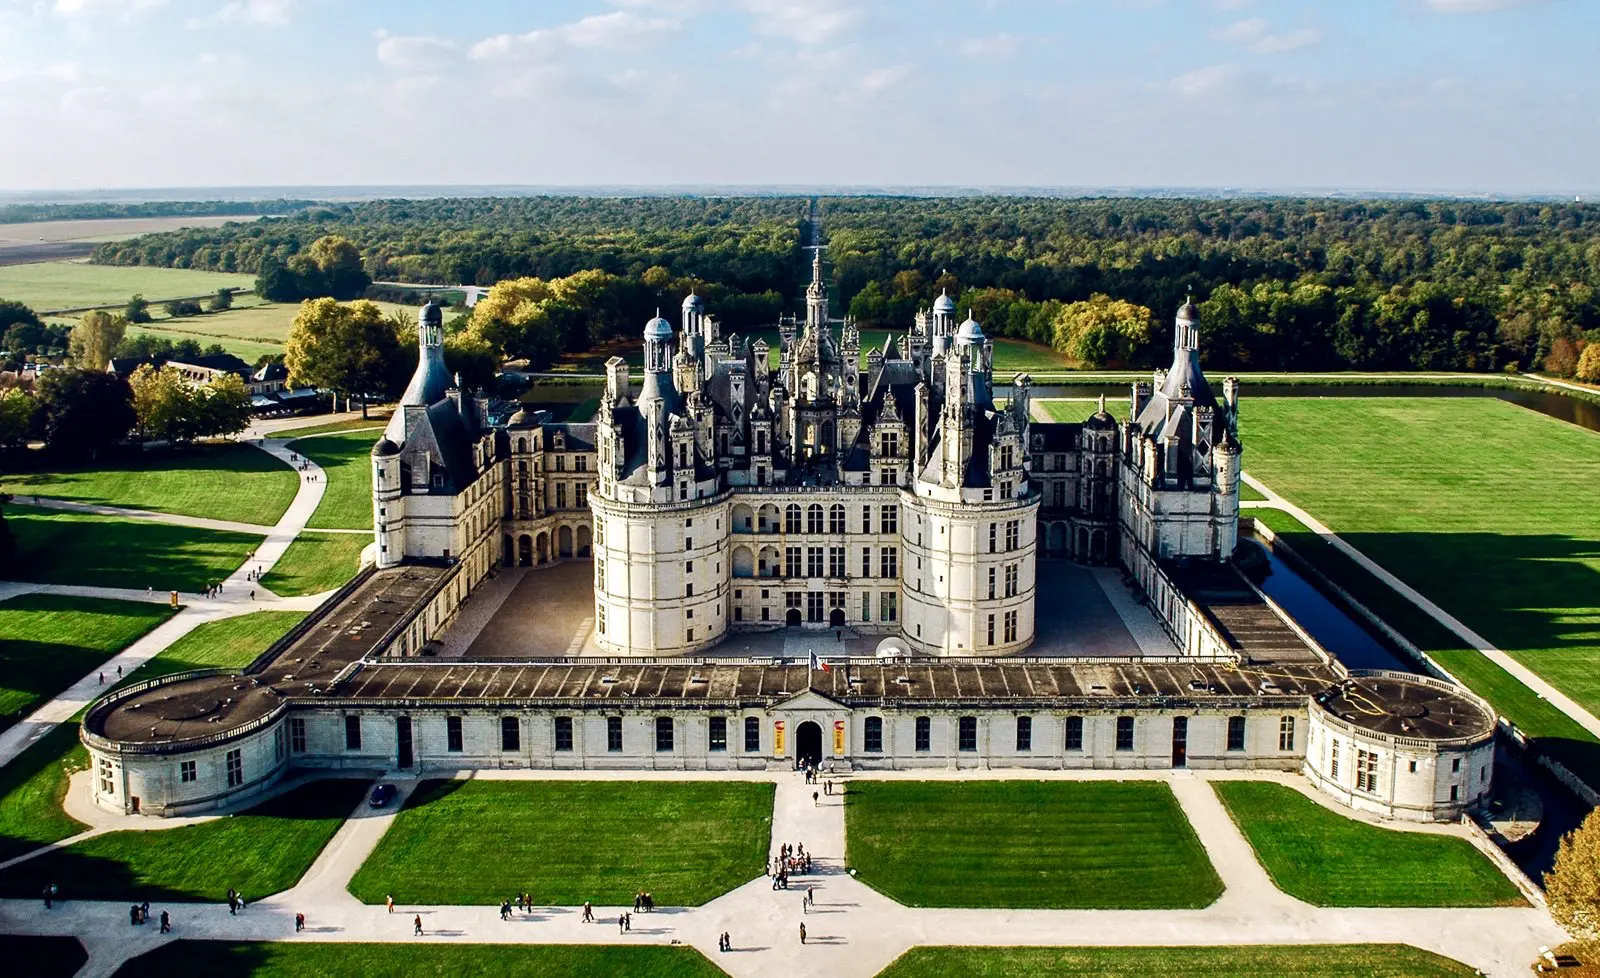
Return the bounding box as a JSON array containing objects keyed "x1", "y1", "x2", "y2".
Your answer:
[
  {"x1": 0, "y1": 260, "x2": 253, "y2": 310},
  {"x1": 112, "y1": 942, "x2": 725, "y2": 978},
  {"x1": 124, "y1": 326, "x2": 282, "y2": 362},
  {"x1": 293, "y1": 431, "x2": 376, "y2": 530},
  {"x1": 991, "y1": 336, "x2": 1073, "y2": 373},
  {"x1": 0, "y1": 723, "x2": 90, "y2": 863},
  {"x1": 0, "y1": 936, "x2": 87, "y2": 978},
  {"x1": 1240, "y1": 398, "x2": 1600, "y2": 719},
  {"x1": 7, "y1": 505, "x2": 261, "y2": 592},
  {"x1": 1213, "y1": 781, "x2": 1521, "y2": 907},
  {"x1": 260, "y1": 532, "x2": 368, "y2": 596},
  {"x1": 0, "y1": 779, "x2": 368, "y2": 903},
  {"x1": 276, "y1": 415, "x2": 391, "y2": 438},
  {"x1": 845, "y1": 780, "x2": 1222, "y2": 909},
  {"x1": 120, "y1": 611, "x2": 305, "y2": 686},
  {"x1": 0, "y1": 594, "x2": 175, "y2": 731},
  {"x1": 3, "y1": 443, "x2": 298, "y2": 526},
  {"x1": 876, "y1": 944, "x2": 1478, "y2": 978},
  {"x1": 1239, "y1": 482, "x2": 1267, "y2": 501},
  {"x1": 348, "y1": 779, "x2": 772, "y2": 906},
  {"x1": 1038, "y1": 398, "x2": 1129, "y2": 423}
]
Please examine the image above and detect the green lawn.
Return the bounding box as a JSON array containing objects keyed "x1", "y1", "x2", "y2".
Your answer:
[
  {"x1": 7, "y1": 505, "x2": 261, "y2": 592},
  {"x1": 292, "y1": 432, "x2": 376, "y2": 530},
  {"x1": 1213, "y1": 781, "x2": 1521, "y2": 907},
  {"x1": 991, "y1": 337, "x2": 1072, "y2": 373},
  {"x1": 0, "y1": 779, "x2": 367, "y2": 903},
  {"x1": 0, "y1": 723, "x2": 90, "y2": 863},
  {"x1": 876, "y1": 944, "x2": 1478, "y2": 978},
  {"x1": 123, "y1": 326, "x2": 283, "y2": 362},
  {"x1": 260, "y1": 532, "x2": 368, "y2": 596},
  {"x1": 3, "y1": 443, "x2": 298, "y2": 526},
  {"x1": 0, "y1": 594, "x2": 175, "y2": 731},
  {"x1": 112, "y1": 942, "x2": 724, "y2": 978},
  {"x1": 0, "y1": 261, "x2": 253, "y2": 310},
  {"x1": 1038, "y1": 398, "x2": 1129, "y2": 423},
  {"x1": 845, "y1": 781, "x2": 1222, "y2": 909},
  {"x1": 348, "y1": 779, "x2": 772, "y2": 906},
  {"x1": 0, "y1": 936, "x2": 87, "y2": 978},
  {"x1": 1240, "y1": 398, "x2": 1600, "y2": 720},
  {"x1": 1239, "y1": 482, "x2": 1267, "y2": 501},
  {"x1": 119, "y1": 611, "x2": 304, "y2": 686},
  {"x1": 275, "y1": 415, "x2": 390, "y2": 439}
]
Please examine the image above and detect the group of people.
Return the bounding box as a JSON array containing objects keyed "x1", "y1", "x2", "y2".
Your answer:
[
  {"x1": 770, "y1": 842, "x2": 810, "y2": 888},
  {"x1": 127, "y1": 901, "x2": 170, "y2": 933},
  {"x1": 200, "y1": 581, "x2": 226, "y2": 598},
  {"x1": 632, "y1": 891, "x2": 657, "y2": 912},
  {"x1": 716, "y1": 931, "x2": 733, "y2": 951},
  {"x1": 225, "y1": 888, "x2": 246, "y2": 915}
]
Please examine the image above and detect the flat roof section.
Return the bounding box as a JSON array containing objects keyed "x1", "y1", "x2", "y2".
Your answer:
[
  {"x1": 1316, "y1": 673, "x2": 1496, "y2": 742},
  {"x1": 1169, "y1": 562, "x2": 1322, "y2": 664}
]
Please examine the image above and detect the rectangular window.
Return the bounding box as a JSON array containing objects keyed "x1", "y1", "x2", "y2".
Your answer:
[
  {"x1": 1015, "y1": 716, "x2": 1032, "y2": 752},
  {"x1": 1409, "y1": 759, "x2": 1418, "y2": 774},
  {"x1": 709, "y1": 716, "x2": 727, "y2": 752},
  {"x1": 575, "y1": 483, "x2": 587, "y2": 508},
  {"x1": 576, "y1": 455, "x2": 587, "y2": 472},
  {"x1": 987, "y1": 566, "x2": 996, "y2": 600},
  {"x1": 98, "y1": 758, "x2": 114, "y2": 795},
  {"x1": 958, "y1": 716, "x2": 977, "y2": 752},
  {"x1": 1226, "y1": 715, "x2": 1246, "y2": 752},
  {"x1": 861, "y1": 591, "x2": 871, "y2": 621},
  {"x1": 744, "y1": 716, "x2": 760, "y2": 752},
  {"x1": 1116, "y1": 716, "x2": 1135, "y2": 751},
  {"x1": 225, "y1": 748, "x2": 242, "y2": 788},
  {"x1": 861, "y1": 547, "x2": 872, "y2": 577},
  {"x1": 807, "y1": 546, "x2": 823, "y2": 577},
  {"x1": 1450, "y1": 784, "x2": 1459, "y2": 802},
  {"x1": 829, "y1": 546, "x2": 845, "y2": 578},
  {"x1": 1004, "y1": 610, "x2": 1017, "y2": 643},
  {"x1": 1330, "y1": 739, "x2": 1340, "y2": 779},
  {"x1": 986, "y1": 614, "x2": 995, "y2": 646},
  {"x1": 880, "y1": 591, "x2": 897, "y2": 622},
  {"x1": 1004, "y1": 563, "x2": 1018, "y2": 598},
  {"x1": 289, "y1": 717, "x2": 306, "y2": 753},
  {"x1": 1065, "y1": 715, "x2": 1083, "y2": 751},
  {"x1": 880, "y1": 546, "x2": 898, "y2": 578},
  {"x1": 785, "y1": 546, "x2": 801, "y2": 577},
  {"x1": 557, "y1": 484, "x2": 567, "y2": 509},
  {"x1": 881, "y1": 505, "x2": 898, "y2": 533},
  {"x1": 608, "y1": 716, "x2": 623, "y2": 752},
  {"x1": 1005, "y1": 519, "x2": 1019, "y2": 552},
  {"x1": 345, "y1": 714, "x2": 362, "y2": 750},
  {"x1": 862, "y1": 505, "x2": 872, "y2": 533},
  {"x1": 988, "y1": 522, "x2": 997, "y2": 553},
  {"x1": 1278, "y1": 716, "x2": 1296, "y2": 751},
  {"x1": 180, "y1": 760, "x2": 196, "y2": 783},
  {"x1": 915, "y1": 716, "x2": 931, "y2": 752},
  {"x1": 864, "y1": 716, "x2": 883, "y2": 752},
  {"x1": 554, "y1": 716, "x2": 574, "y2": 751},
  {"x1": 556, "y1": 455, "x2": 565, "y2": 471},
  {"x1": 1356, "y1": 749, "x2": 1379, "y2": 793},
  {"x1": 880, "y1": 468, "x2": 895, "y2": 486},
  {"x1": 1451, "y1": 757, "x2": 1461, "y2": 774},
  {"x1": 446, "y1": 715, "x2": 463, "y2": 752},
  {"x1": 501, "y1": 716, "x2": 521, "y2": 751},
  {"x1": 656, "y1": 716, "x2": 674, "y2": 752}
]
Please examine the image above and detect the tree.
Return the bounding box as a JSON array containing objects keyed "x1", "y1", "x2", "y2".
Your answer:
[
  {"x1": 0, "y1": 387, "x2": 35, "y2": 451},
  {"x1": 307, "y1": 234, "x2": 371, "y2": 300},
  {"x1": 1577, "y1": 343, "x2": 1600, "y2": 384},
  {"x1": 1546, "y1": 337, "x2": 1580, "y2": 377},
  {"x1": 124, "y1": 294, "x2": 151, "y2": 324},
  {"x1": 130, "y1": 363, "x2": 194, "y2": 443},
  {"x1": 256, "y1": 253, "x2": 300, "y2": 302},
  {"x1": 35, "y1": 368, "x2": 134, "y2": 459},
  {"x1": 208, "y1": 288, "x2": 234, "y2": 312},
  {"x1": 284, "y1": 298, "x2": 403, "y2": 418},
  {"x1": 1051, "y1": 294, "x2": 1153, "y2": 368},
  {"x1": 196, "y1": 372, "x2": 253, "y2": 438},
  {"x1": 444, "y1": 332, "x2": 498, "y2": 390},
  {"x1": 0, "y1": 299, "x2": 44, "y2": 354},
  {"x1": 164, "y1": 299, "x2": 203, "y2": 318},
  {"x1": 1549, "y1": 808, "x2": 1600, "y2": 938},
  {"x1": 68, "y1": 310, "x2": 126, "y2": 371}
]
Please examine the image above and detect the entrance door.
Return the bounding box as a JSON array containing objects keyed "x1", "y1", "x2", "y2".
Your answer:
[
  {"x1": 829, "y1": 607, "x2": 845, "y2": 627},
  {"x1": 1171, "y1": 716, "x2": 1187, "y2": 769},
  {"x1": 786, "y1": 608, "x2": 802, "y2": 626},
  {"x1": 796, "y1": 721, "x2": 823, "y2": 768},
  {"x1": 397, "y1": 716, "x2": 414, "y2": 770}
]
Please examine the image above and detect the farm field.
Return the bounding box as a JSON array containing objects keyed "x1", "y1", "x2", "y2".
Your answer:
[
  {"x1": 876, "y1": 944, "x2": 1478, "y2": 978},
  {"x1": 0, "y1": 594, "x2": 175, "y2": 732},
  {"x1": 0, "y1": 260, "x2": 253, "y2": 311},
  {"x1": 119, "y1": 611, "x2": 304, "y2": 686},
  {"x1": 259, "y1": 532, "x2": 369, "y2": 596},
  {"x1": 0, "y1": 779, "x2": 367, "y2": 902},
  {"x1": 845, "y1": 780, "x2": 1221, "y2": 909},
  {"x1": 292, "y1": 431, "x2": 377, "y2": 530},
  {"x1": 1239, "y1": 397, "x2": 1600, "y2": 722},
  {"x1": 7, "y1": 505, "x2": 262, "y2": 592},
  {"x1": 119, "y1": 298, "x2": 414, "y2": 362},
  {"x1": 0, "y1": 723, "x2": 91, "y2": 863},
  {"x1": 2, "y1": 442, "x2": 299, "y2": 526},
  {"x1": 0, "y1": 215, "x2": 256, "y2": 247},
  {"x1": 1212, "y1": 781, "x2": 1521, "y2": 907},
  {"x1": 111, "y1": 942, "x2": 725, "y2": 978},
  {"x1": 347, "y1": 779, "x2": 773, "y2": 906}
]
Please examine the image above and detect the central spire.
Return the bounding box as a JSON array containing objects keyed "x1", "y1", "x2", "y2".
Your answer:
[{"x1": 805, "y1": 244, "x2": 828, "y2": 329}]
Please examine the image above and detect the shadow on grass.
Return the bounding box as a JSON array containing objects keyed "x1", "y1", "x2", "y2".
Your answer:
[{"x1": 8, "y1": 505, "x2": 262, "y2": 592}]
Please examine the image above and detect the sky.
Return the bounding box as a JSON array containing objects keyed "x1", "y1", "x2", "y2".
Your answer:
[{"x1": 0, "y1": 0, "x2": 1593, "y2": 194}]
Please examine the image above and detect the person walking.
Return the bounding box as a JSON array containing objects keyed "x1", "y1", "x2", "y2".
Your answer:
[
  {"x1": 624, "y1": 912, "x2": 631, "y2": 932},
  {"x1": 295, "y1": 912, "x2": 305, "y2": 933},
  {"x1": 582, "y1": 900, "x2": 593, "y2": 923},
  {"x1": 807, "y1": 885, "x2": 816, "y2": 911},
  {"x1": 799, "y1": 921, "x2": 807, "y2": 944},
  {"x1": 159, "y1": 910, "x2": 170, "y2": 934},
  {"x1": 414, "y1": 914, "x2": 423, "y2": 937},
  {"x1": 386, "y1": 894, "x2": 395, "y2": 913},
  {"x1": 42, "y1": 886, "x2": 51, "y2": 909},
  {"x1": 812, "y1": 790, "x2": 819, "y2": 807}
]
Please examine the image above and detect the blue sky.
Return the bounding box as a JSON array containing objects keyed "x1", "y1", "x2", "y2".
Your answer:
[{"x1": 0, "y1": 0, "x2": 1592, "y2": 193}]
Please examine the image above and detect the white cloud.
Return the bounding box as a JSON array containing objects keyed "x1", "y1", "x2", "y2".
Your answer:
[
  {"x1": 860, "y1": 64, "x2": 910, "y2": 93},
  {"x1": 1210, "y1": 18, "x2": 1321, "y2": 54},
  {"x1": 1251, "y1": 29, "x2": 1319, "y2": 54},
  {"x1": 53, "y1": 0, "x2": 165, "y2": 18},
  {"x1": 376, "y1": 33, "x2": 456, "y2": 71},
  {"x1": 1171, "y1": 63, "x2": 1239, "y2": 97},
  {"x1": 1427, "y1": 0, "x2": 1538, "y2": 11},
  {"x1": 471, "y1": 11, "x2": 679, "y2": 61},
  {"x1": 744, "y1": 0, "x2": 858, "y2": 45},
  {"x1": 959, "y1": 33, "x2": 1020, "y2": 58},
  {"x1": 203, "y1": 0, "x2": 292, "y2": 27},
  {"x1": 1211, "y1": 17, "x2": 1266, "y2": 43}
]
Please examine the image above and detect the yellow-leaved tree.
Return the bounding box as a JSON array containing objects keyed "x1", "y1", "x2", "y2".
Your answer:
[
  {"x1": 1548, "y1": 808, "x2": 1600, "y2": 938},
  {"x1": 1051, "y1": 294, "x2": 1152, "y2": 368}
]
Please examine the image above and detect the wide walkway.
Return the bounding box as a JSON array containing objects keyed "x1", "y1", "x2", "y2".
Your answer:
[
  {"x1": 0, "y1": 437, "x2": 339, "y2": 769},
  {"x1": 1240, "y1": 471, "x2": 1600, "y2": 740},
  {"x1": 0, "y1": 770, "x2": 1564, "y2": 978}
]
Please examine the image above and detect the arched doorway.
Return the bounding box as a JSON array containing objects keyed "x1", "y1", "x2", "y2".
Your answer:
[
  {"x1": 796, "y1": 721, "x2": 823, "y2": 769},
  {"x1": 558, "y1": 525, "x2": 574, "y2": 558},
  {"x1": 786, "y1": 608, "x2": 802, "y2": 627},
  {"x1": 503, "y1": 534, "x2": 515, "y2": 567},
  {"x1": 576, "y1": 524, "x2": 592, "y2": 557},
  {"x1": 518, "y1": 535, "x2": 533, "y2": 567},
  {"x1": 536, "y1": 533, "x2": 549, "y2": 564},
  {"x1": 829, "y1": 607, "x2": 845, "y2": 627}
]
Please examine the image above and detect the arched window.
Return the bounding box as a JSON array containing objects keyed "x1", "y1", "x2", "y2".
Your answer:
[
  {"x1": 515, "y1": 437, "x2": 527, "y2": 453},
  {"x1": 807, "y1": 504, "x2": 823, "y2": 534},
  {"x1": 785, "y1": 504, "x2": 802, "y2": 533},
  {"x1": 829, "y1": 504, "x2": 845, "y2": 534},
  {"x1": 864, "y1": 716, "x2": 883, "y2": 753}
]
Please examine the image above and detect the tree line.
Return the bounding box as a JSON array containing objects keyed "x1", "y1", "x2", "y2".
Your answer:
[
  {"x1": 0, "y1": 199, "x2": 317, "y2": 224},
  {"x1": 89, "y1": 195, "x2": 1600, "y2": 377}
]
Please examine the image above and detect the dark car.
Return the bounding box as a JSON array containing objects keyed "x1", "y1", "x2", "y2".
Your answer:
[{"x1": 369, "y1": 783, "x2": 398, "y2": 808}]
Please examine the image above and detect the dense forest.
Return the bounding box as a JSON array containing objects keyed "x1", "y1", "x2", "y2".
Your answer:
[
  {"x1": 90, "y1": 196, "x2": 1600, "y2": 375},
  {"x1": 0, "y1": 199, "x2": 317, "y2": 224}
]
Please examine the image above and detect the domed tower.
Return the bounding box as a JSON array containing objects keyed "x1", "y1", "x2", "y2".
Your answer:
[
  {"x1": 371, "y1": 436, "x2": 404, "y2": 569},
  {"x1": 930, "y1": 289, "x2": 957, "y2": 355},
  {"x1": 384, "y1": 299, "x2": 451, "y2": 444},
  {"x1": 681, "y1": 291, "x2": 709, "y2": 369}
]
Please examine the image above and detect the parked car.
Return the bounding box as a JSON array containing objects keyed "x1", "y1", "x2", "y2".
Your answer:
[{"x1": 369, "y1": 783, "x2": 398, "y2": 808}]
